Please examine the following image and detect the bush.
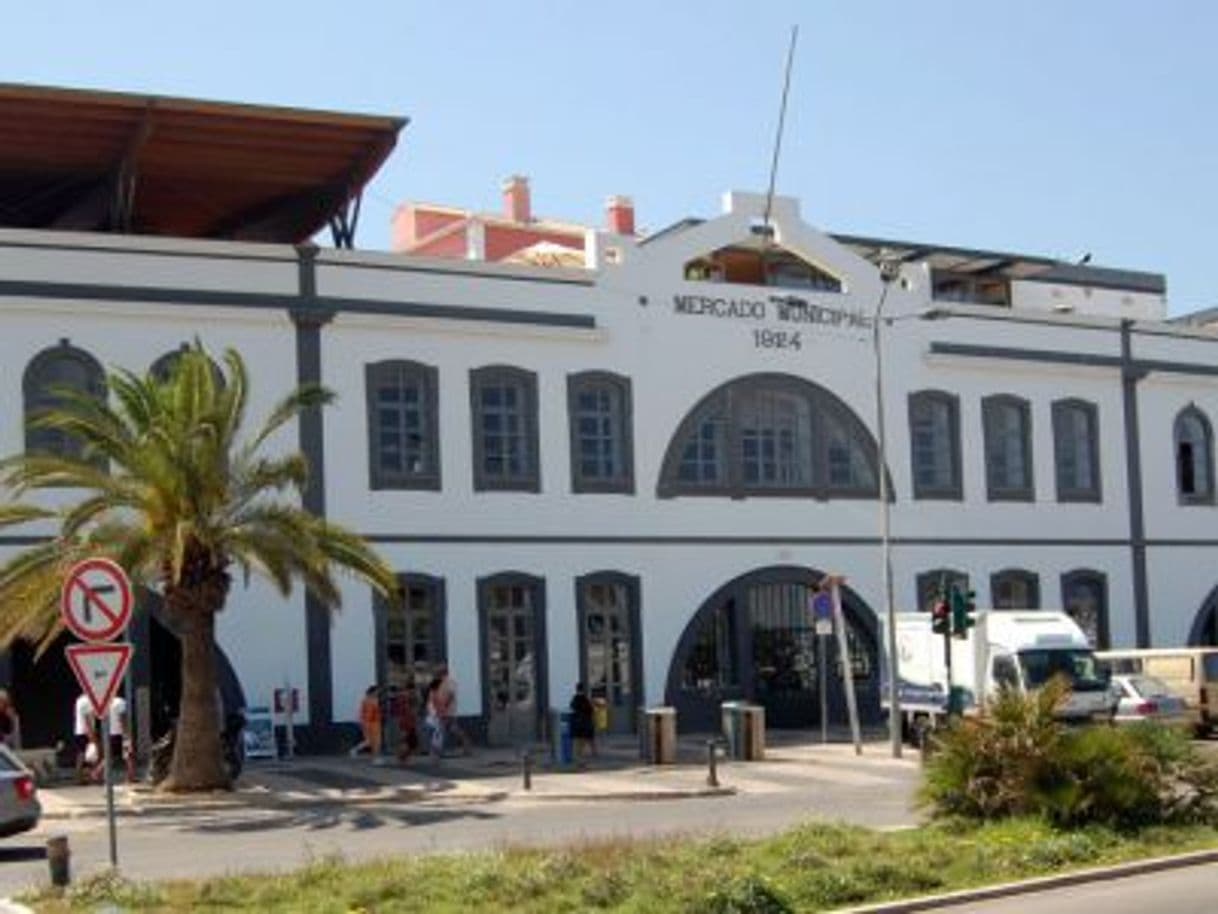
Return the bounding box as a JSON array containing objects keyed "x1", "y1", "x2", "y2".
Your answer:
[
  {"x1": 921, "y1": 678, "x2": 1218, "y2": 828},
  {"x1": 692, "y1": 874, "x2": 793, "y2": 914}
]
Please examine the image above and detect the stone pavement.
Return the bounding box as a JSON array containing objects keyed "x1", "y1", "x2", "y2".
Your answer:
[{"x1": 35, "y1": 729, "x2": 920, "y2": 820}]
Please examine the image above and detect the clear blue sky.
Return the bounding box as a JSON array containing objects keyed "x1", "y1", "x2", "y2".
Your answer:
[{"x1": 6, "y1": 2, "x2": 1217, "y2": 312}]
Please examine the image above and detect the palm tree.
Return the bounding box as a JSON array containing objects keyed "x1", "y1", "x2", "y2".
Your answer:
[{"x1": 0, "y1": 344, "x2": 397, "y2": 791}]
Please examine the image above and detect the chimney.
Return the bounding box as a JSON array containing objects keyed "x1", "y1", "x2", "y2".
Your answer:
[
  {"x1": 502, "y1": 175, "x2": 531, "y2": 223},
  {"x1": 605, "y1": 195, "x2": 635, "y2": 236}
]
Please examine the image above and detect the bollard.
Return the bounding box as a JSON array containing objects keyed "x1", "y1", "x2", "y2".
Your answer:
[
  {"x1": 522, "y1": 749, "x2": 533, "y2": 791},
  {"x1": 705, "y1": 739, "x2": 719, "y2": 788},
  {"x1": 47, "y1": 834, "x2": 70, "y2": 887}
]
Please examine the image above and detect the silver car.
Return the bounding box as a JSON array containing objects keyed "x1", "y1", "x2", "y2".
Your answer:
[
  {"x1": 1111, "y1": 674, "x2": 1190, "y2": 727},
  {"x1": 0, "y1": 744, "x2": 40, "y2": 837}
]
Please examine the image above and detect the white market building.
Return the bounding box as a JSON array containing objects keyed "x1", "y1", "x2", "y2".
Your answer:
[{"x1": 3, "y1": 85, "x2": 1217, "y2": 749}]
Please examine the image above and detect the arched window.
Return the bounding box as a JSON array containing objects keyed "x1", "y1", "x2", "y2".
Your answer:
[
  {"x1": 990, "y1": 568, "x2": 1040, "y2": 609},
  {"x1": 658, "y1": 374, "x2": 880, "y2": 499},
  {"x1": 567, "y1": 372, "x2": 634, "y2": 493},
  {"x1": 365, "y1": 360, "x2": 440, "y2": 490},
  {"x1": 469, "y1": 366, "x2": 540, "y2": 492},
  {"x1": 908, "y1": 390, "x2": 961, "y2": 500},
  {"x1": 982, "y1": 394, "x2": 1034, "y2": 502},
  {"x1": 1175, "y1": 405, "x2": 1214, "y2": 504},
  {"x1": 150, "y1": 345, "x2": 226, "y2": 388},
  {"x1": 1061, "y1": 570, "x2": 1108, "y2": 648},
  {"x1": 683, "y1": 242, "x2": 842, "y2": 292},
  {"x1": 1052, "y1": 399, "x2": 1101, "y2": 502},
  {"x1": 23, "y1": 340, "x2": 106, "y2": 460},
  {"x1": 915, "y1": 569, "x2": 970, "y2": 613}
]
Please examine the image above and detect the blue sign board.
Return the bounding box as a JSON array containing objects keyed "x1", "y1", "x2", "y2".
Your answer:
[{"x1": 810, "y1": 593, "x2": 832, "y2": 620}]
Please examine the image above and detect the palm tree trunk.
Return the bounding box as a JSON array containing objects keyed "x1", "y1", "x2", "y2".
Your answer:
[{"x1": 161, "y1": 606, "x2": 227, "y2": 791}]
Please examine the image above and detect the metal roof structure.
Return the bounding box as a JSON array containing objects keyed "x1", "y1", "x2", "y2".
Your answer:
[
  {"x1": 0, "y1": 83, "x2": 407, "y2": 246},
  {"x1": 831, "y1": 233, "x2": 1166, "y2": 295},
  {"x1": 640, "y1": 217, "x2": 1165, "y2": 295}
]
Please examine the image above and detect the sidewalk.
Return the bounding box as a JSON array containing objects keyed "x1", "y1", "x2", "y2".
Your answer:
[{"x1": 37, "y1": 730, "x2": 918, "y2": 820}]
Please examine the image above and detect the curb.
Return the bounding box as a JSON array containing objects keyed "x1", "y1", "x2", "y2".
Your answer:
[{"x1": 837, "y1": 846, "x2": 1218, "y2": 913}]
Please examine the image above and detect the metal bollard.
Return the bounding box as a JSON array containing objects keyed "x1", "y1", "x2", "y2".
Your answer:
[
  {"x1": 522, "y1": 749, "x2": 533, "y2": 791},
  {"x1": 706, "y1": 739, "x2": 719, "y2": 788},
  {"x1": 47, "y1": 834, "x2": 70, "y2": 887}
]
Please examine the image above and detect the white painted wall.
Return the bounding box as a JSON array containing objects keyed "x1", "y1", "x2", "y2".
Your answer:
[{"x1": 1, "y1": 193, "x2": 1214, "y2": 731}]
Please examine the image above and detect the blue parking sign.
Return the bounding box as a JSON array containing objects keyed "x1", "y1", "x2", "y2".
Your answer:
[{"x1": 810, "y1": 592, "x2": 832, "y2": 620}]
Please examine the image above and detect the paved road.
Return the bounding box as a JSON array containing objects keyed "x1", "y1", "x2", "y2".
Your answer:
[
  {"x1": 0, "y1": 757, "x2": 918, "y2": 897},
  {"x1": 929, "y1": 862, "x2": 1218, "y2": 914}
]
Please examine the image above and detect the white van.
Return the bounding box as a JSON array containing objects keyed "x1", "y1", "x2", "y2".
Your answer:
[{"x1": 886, "y1": 610, "x2": 1115, "y2": 739}]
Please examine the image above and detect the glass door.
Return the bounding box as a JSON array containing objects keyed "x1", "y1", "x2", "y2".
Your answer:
[
  {"x1": 485, "y1": 583, "x2": 537, "y2": 745},
  {"x1": 582, "y1": 580, "x2": 635, "y2": 733}
]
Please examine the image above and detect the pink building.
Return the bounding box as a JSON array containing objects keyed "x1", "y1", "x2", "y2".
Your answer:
[{"x1": 392, "y1": 175, "x2": 636, "y2": 266}]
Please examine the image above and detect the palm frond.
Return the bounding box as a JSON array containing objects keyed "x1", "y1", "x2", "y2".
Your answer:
[
  {"x1": 245, "y1": 383, "x2": 336, "y2": 455},
  {"x1": 0, "y1": 504, "x2": 56, "y2": 529}
]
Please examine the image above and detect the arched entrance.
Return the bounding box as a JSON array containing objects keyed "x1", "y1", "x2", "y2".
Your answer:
[
  {"x1": 136, "y1": 589, "x2": 246, "y2": 741},
  {"x1": 665, "y1": 565, "x2": 881, "y2": 732},
  {"x1": 10, "y1": 632, "x2": 77, "y2": 749},
  {"x1": 2, "y1": 589, "x2": 246, "y2": 750},
  {"x1": 1188, "y1": 584, "x2": 1218, "y2": 646}
]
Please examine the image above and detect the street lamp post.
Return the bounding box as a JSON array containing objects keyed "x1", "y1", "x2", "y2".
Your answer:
[{"x1": 873, "y1": 258, "x2": 901, "y2": 759}]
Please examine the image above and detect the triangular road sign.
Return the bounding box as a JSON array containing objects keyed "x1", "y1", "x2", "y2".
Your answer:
[{"x1": 65, "y1": 642, "x2": 133, "y2": 719}]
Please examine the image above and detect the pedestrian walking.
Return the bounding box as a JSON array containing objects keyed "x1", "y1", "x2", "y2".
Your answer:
[
  {"x1": 395, "y1": 680, "x2": 419, "y2": 765},
  {"x1": 434, "y1": 665, "x2": 470, "y2": 755},
  {"x1": 73, "y1": 692, "x2": 96, "y2": 784},
  {"x1": 92, "y1": 694, "x2": 134, "y2": 783},
  {"x1": 569, "y1": 682, "x2": 596, "y2": 766},
  {"x1": 423, "y1": 672, "x2": 445, "y2": 759},
  {"x1": 349, "y1": 686, "x2": 382, "y2": 758}
]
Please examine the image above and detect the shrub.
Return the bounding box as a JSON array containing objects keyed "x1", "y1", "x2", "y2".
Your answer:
[
  {"x1": 691, "y1": 875, "x2": 793, "y2": 914},
  {"x1": 920, "y1": 678, "x2": 1218, "y2": 828}
]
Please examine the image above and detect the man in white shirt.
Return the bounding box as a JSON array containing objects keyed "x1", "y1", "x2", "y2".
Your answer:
[
  {"x1": 72, "y1": 693, "x2": 95, "y2": 783},
  {"x1": 106, "y1": 695, "x2": 133, "y2": 783}
]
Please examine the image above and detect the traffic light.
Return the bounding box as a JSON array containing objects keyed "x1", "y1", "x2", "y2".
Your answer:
[
  {"x1": 950, "y1": 586, "x2": 976, "y2": 639},
  {"x1": 931, "y1": 598, "x2": 951, "y2": 635}
]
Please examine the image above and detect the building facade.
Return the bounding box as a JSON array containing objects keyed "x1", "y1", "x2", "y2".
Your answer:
[
  {"x1": 4, "y1": 88, "x2": 1218, "y2": 750},
  {"x1": 7, "y1": 185, "x2": 1218, "y2": 748}
]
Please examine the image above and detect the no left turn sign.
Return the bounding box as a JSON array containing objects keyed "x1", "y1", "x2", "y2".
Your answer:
[{"x1": 60, "y1": 557, "x2": 133, "y2": 642}]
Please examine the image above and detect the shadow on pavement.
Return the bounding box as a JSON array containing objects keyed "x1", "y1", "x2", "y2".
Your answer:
[
  {"x1": 178, "y1": 802, "x2": 502, "y2": 835},
  {"x1": 0, "y1": 844, "x2": 47, "y2": 863}
]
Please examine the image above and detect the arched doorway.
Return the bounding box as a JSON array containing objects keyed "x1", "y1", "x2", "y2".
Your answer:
[
  {"x1": 665, "y1": 565, "x2": 881, "y2": 732},
  {"x1": 137, "y1": 590, "x2": 246, "y2": 741},
  {"x1": 1188, "y1": 584, "x2": 1218, "y2": 646},
  {"x1": 10, "y1": 632, "x2": 77, "y2": 749},
  {"x1": 2, "y1": 590, "x2": 246, "y2": 751}
]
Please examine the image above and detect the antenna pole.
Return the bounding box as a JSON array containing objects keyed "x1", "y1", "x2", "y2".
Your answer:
[{"x1": 762, "y1": 25, "x2": 799, "y2": 233}]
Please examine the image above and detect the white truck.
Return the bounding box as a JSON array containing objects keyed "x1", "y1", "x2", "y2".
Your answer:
[{"x1": 882, "y1": 610, "x2": 1116, "y2": 740}]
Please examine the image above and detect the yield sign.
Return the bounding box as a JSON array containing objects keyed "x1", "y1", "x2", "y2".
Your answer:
[
  {"x1": 65, "y1": 642, "x2": 133, "y2": 719},
  {"x1": 61, "y1": 557, "x2": 133, "y2": 642}
]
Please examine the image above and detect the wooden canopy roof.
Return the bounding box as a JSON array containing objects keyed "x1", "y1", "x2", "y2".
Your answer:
[{"x1": 0, "y1": 83, "x2": 407, "y2": 243}]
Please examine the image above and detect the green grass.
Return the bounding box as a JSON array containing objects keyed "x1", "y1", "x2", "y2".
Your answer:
[{"x1": 24, "y1": 819, "x2": 1218, "y2": 913}]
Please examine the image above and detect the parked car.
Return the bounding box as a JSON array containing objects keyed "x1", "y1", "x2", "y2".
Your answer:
[
  {"x1": 1110, "y1": 674, "x2": 1190, "y2": 727},
  {"x1": 0, "y1": 744, "x2": 40, "y2": 837},
  {"x1": 1097, "y1": 648, "x2": 1218, "y2": 735}
]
